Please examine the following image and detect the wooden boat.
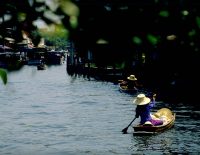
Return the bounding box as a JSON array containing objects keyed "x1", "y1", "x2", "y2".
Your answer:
[
  {"x1": 119, "y1": 83, "x2": 138, "y2": 94},
  {"x1": 133, "y1": 108, "x2": 176, "y2": 135},
  {"x1": 37, "y1": 63, "x2": 46, "y2": 70}
]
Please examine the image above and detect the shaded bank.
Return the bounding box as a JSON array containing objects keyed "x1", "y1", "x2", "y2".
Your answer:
[{"x1": 66, "y1": 56, "x2": 199, "y2": 105}]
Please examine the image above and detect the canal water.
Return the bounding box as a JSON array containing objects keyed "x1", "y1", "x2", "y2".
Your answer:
[{"x1": 0, "y1": 64, "x2": 199, "y2": 155}]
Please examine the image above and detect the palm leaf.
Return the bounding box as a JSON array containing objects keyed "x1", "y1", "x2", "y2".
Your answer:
[{"x1": 0, "y1": 68, "x2": 7, "y2": 85}]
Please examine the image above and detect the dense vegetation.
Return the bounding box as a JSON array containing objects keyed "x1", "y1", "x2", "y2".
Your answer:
[{"x1": 0, "y1": 0, "x2": 200, "y2": 103}]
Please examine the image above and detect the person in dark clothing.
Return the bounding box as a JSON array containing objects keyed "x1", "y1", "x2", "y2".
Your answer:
[{"x1": 126, "y1": 74, "x2": 138, "y2": 89}]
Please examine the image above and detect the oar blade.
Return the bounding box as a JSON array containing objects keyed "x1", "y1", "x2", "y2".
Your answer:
[
  {"x1": 121, "y1": 127, "x2": 128, "y2": 134},
  {"x1": 121, "y1": 117, "x2": 136, "y2": 134}
]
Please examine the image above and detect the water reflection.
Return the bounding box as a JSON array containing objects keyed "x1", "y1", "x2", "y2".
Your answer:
[{"x1": 129, "y1": 129, "x2": 175, "y2": 154}]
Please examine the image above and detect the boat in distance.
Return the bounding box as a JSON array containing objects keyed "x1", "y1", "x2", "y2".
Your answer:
[{"x1": 119, "y1": 83, "x2": 138, "y2": 94}]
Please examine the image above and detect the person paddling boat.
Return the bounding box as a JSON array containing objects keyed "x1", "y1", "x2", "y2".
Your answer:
[
  {"x1": 122, "y1": 93, "x2": 176, "y2": 134},
  {"x1": 133, "y1": 93, "x2": 163, "y2": 126}
]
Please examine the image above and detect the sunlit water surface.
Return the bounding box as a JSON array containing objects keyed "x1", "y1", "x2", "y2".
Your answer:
[{"x1": 0, "y1": 64, "x2": 199, "y2": 155}]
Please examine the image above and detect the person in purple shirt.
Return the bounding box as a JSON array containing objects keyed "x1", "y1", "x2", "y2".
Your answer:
[{"x1": 133, "y1": 93, "x2": 163, "y2": 126}]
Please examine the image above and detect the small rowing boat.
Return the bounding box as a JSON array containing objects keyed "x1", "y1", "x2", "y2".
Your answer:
[
  {"x1": 37, "y1": 63, "x2": 46, "y2": 70},
  {"x1": 133, "y1": 108, "x2": 175, "y2": 135},
  {"x1": 119, "y1": 83, "x2": 138, "y2": 94}
]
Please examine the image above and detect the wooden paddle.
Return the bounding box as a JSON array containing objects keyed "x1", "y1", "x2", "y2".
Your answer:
[{"x1": 121, "y1": 117, "x2": 137, "y2": 134}]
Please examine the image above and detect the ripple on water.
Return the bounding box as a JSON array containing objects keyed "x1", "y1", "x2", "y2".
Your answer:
[{"x1": 0, "y1": 65, "x2": 200, "y2": 154}]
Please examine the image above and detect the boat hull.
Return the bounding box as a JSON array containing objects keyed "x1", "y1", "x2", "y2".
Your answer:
[
  {"x1": 37, "y1": 64, "x2": 46, "y2": 70},
  {"x1": 133, "y1": 108, "x2": 175, "y2": 135},
  {"x1": 119, "y1": 84, "x2": 138, "y2": 94}
]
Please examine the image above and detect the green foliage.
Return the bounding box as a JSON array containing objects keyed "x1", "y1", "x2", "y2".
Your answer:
[
  {"x1": 1, "y1": 0, "x2": 200, "y2": 76},
  {"x1": 159, "y1": 10, "x2": 169, "y2": 17},
  {"x1": 60, "y1": 0, "x2": 79, "y2": 29},
  {"x1": 181, "y1": 10, "x2": 189, "y2": 16},
  {"x1": 0, "y1": 69, "x2": 7, "y2": 85},
  {"x1": 116, "y1": 62, "x2": 126, "y2": 69},
  {"x1": 39, "y1": 24, "x2": 69, "y2": 49},
  {"x1": 188, "y1": 29, "x2": 196, "y2": 37},
  {"x1": 132, "y1": 36, "x2": 142, "y2": 45},
  {"x1": 196, "y1": 16, "x2": 200, "y2": 29},
  {"x1": 147, "y1": 34, "x2": 159, "y2": 45},
  {"x1": 1, "y1": 0, "x2": 200, "y2": 103}
]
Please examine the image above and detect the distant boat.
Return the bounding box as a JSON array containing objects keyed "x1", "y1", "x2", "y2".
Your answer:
[
  {"x1": 119, "y1": 83, "x2": 138, "y2": 94},
  {"x1": 37, "y1": 63, "x2": 46, "y2": 70},
  {"x1": 27, "y1": 59, "x2": 42, "y2": 65}
]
